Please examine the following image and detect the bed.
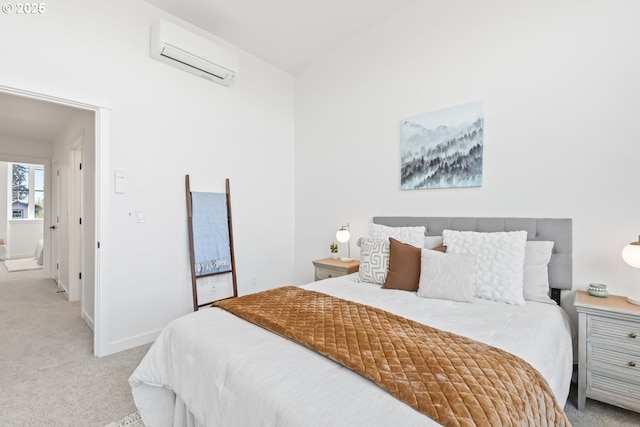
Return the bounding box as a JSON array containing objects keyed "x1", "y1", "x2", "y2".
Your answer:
[{"x1": 130, "y1": 217, "x2": 574, "y2": 427}]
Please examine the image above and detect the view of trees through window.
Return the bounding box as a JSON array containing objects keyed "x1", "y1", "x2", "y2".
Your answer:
[{"x1": 11, "y1": 163, "x2": 44, "y2": 219}]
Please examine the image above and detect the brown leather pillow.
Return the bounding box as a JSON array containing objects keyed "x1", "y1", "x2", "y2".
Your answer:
[{"x1": 383, "y1": 238, "x2": 422, "y2": 291}]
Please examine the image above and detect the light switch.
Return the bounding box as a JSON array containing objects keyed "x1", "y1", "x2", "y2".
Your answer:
[
  {"x1": 135, "y1": 211, "x2": 145, "y2": 223},
  {"x1": 115, "y1": 169, "x2": 125, "y2": 194}
]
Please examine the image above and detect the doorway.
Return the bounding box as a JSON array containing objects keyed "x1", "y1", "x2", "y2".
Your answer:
[{"x1": 0, "y1": 83, "x2": 109, "y2": 356}]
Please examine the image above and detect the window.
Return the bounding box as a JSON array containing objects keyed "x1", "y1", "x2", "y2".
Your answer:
[
  {"x1": 34, "y1": 166, "x2": 44, "y2": 218},
  {"x1": 11, "y1": 163, "x2": 44, "y2": 220}
]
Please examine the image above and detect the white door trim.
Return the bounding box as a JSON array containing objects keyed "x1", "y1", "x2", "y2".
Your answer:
[{"x1": 94, "y1": 107, "x2": 110, "y2": 357}]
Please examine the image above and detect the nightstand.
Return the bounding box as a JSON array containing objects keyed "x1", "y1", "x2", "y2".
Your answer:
[
  {"x1": 312, "y1": 258, "x2": 359, "y2": 281},
  {"x1": 575, "y1": 290, "x2": 640, "y2": 412}
]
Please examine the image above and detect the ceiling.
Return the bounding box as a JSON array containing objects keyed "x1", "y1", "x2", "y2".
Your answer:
[
  {"x1": 0, "y1": 92, "x2": 90, "y2": 143},
  {"x1": 143, "y1": 0, "x2": 416, "y2": 74}
]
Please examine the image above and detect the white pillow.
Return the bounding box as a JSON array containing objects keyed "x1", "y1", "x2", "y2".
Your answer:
[
  {"x1": 369, "y1": 223, "x2": 425, "y2": 248},
  {"x1": 417, "y1": 250, "x2": 475, "y2": 302},
  {"x1": 443, "y1": 229, "x2": 527, "y2": 305},
  {"x1": 424, "y1": 236, "x2": 444, "y2": 249},
  {"x1": 357, "y1": 238, "x2": 390, "y2": 284},
  {"x1": 523, "y1": 241, "x2": 555, "y2": 304}
]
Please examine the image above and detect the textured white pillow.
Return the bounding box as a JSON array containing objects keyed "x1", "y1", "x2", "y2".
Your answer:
[
  {"x1": 357, "y1": 238, "x2": 390, "y2": 284},
  {"x1": 443, "y1": 229, "x2": 527, "y2": 305},
  {"x1": 417, "y1": 250, "x2": 475, "y2": 302},
  {"x1": 523, "y1": 241, "x2": 555, "y2": 304},
  {"x1": 369, "y1": 223, "x2": 425, "y2": 248}
]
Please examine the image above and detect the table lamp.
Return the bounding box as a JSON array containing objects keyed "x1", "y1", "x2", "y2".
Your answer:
[
  {"x1": 336, "y1": 223, "x2": 352, "y2": 262},
  {"x1": 622, "y1": 235, "x2": 640, "y2": 305}
]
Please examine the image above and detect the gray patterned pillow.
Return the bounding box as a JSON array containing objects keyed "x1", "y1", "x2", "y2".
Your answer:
[{"x1": 357, "y1": 237, "x2": 390, "y2": 284}]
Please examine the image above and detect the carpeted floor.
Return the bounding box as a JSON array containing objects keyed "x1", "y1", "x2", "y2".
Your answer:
[
  {"x1": 564, "y1": 381, "x2": 640, "y2": 426},
  {"x1": 0, "y1": 260, "x2": 46, "y2": 281},
  {"x1": 0, "y1": 276, "x2": 150, "y2": 427},
  {"x1": 105, "y1": 411, "x2": 145, "y2": 427}
]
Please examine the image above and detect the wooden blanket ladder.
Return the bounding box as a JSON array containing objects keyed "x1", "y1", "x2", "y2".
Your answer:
[{"x1": 185, "y1": 175, "x2": 238, "y2": 311}]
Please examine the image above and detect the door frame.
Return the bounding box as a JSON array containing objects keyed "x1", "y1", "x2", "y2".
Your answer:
[{"x1": 0, "y1": 82, "x2": 111, "y2": 357}]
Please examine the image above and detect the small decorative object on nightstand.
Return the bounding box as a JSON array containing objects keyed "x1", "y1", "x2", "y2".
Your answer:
[
  {"x1": 330, "y1": 243, "x2": 338, "y2": 259},
  {"x1": 622, "y1": 236, "x2": 640, "y2": 305},
  {"x1": 588, "y1": 283, "x2": 608, "y2": 297},
  {"x1": 575, "y1": 290, "x2": 640, "y2": 413},
  {"x1": 312, "y1": 258, "x2": 359, "y2": 281}
]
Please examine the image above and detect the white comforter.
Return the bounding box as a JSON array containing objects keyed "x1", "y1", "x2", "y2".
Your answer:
[{"x1": 129, "y1": 276, "x2": 573, "y2": 427}]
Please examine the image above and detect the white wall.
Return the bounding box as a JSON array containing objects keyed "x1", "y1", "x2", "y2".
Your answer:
[
  {"x1": 294, "y1": 0, "x2": 640, "y2": 320},
  {"x1": 0, "y1": 136, "x2": 53, "y2": 160},
  {"x1": 1, "y1": 0, "x2": 295, "y2": 354},
  {"x1": 7, "y1": 219, "x2": 43, "y2": 258}
]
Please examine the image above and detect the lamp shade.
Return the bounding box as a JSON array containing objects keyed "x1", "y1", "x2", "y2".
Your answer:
[
  {"x1": 336, "y1": 228, "x2": 350, "y2": 243},
  {"x1": 622, "y1": 240, "x2": 640, "y2": 269},
  {"x1": 622, "y1": 236, "x2": 640, "y2": 306}
]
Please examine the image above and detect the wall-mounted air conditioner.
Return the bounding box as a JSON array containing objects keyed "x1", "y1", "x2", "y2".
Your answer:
[{"x1": 151, "y1": 18, "x2": 238, "y2": 86}]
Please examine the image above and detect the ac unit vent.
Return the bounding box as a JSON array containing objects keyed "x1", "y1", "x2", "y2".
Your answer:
[{"x1": 151, "y1": 19, "x2": 238, "y2": 86}]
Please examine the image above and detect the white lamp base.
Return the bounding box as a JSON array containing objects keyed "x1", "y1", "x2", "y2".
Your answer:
[
  {"x1": 627, "y1": 296, "x2": 640, "y2": 306},
  {"x1": 340, "y1": 257, "x2": 353, "y2": 262}
]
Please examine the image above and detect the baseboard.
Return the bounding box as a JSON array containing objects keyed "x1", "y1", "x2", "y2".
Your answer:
[
  {"x1": 57, "y1": 279, "x2": 68, "y2": 291},
  {"x1": 99, "y1": 329, "x2": 162, "y2": 357},
  {"x1": 56, "y1": 280, "x2": 69, "y2": 300},
  {"x1": 82, "y1": 310, "x2": 95, "y2": 331}
]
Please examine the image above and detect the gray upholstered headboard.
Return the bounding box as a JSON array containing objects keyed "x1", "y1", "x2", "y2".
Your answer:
[{"x1": 373, "y1": 217, "x2": 572, "y2": 302}]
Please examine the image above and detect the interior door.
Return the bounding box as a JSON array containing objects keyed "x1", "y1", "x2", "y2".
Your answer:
[
  {"x1": 68, "y1": 144, "x2": 83, "y2": 302},
  {"x1": 50, "y1": 161, "x2": 60, "y2": 285}
]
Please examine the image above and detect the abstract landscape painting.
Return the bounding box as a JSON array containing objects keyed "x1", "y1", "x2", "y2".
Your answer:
[{"x1": 401, "y1": 101, "x2": 483, "y2": 190}]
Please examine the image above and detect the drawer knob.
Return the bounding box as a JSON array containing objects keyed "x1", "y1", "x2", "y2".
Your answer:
[
  {"x1": 629, "y1": 361, "x2": 637, "y2": 367},
  {"x1": 630, "y1": 333, "x2": 637, "y2": 339}
]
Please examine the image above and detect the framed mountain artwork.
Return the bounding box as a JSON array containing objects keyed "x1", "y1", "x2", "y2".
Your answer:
[{"x1": 401, "y1": 101, "x2": 483, "y2": 190}]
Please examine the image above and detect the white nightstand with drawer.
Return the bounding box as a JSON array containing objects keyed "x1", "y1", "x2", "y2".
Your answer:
[
  {"x1": 312, "y1": 258, "x2": 359, "y2": 281},
  {"x1": 575, "y1": 290, "x2": 640, "y2": 412}
]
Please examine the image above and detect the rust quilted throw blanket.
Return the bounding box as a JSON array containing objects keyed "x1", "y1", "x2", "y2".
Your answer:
[{"x1": 214, "y1": 286, "x2": 570, "y2": 427}]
